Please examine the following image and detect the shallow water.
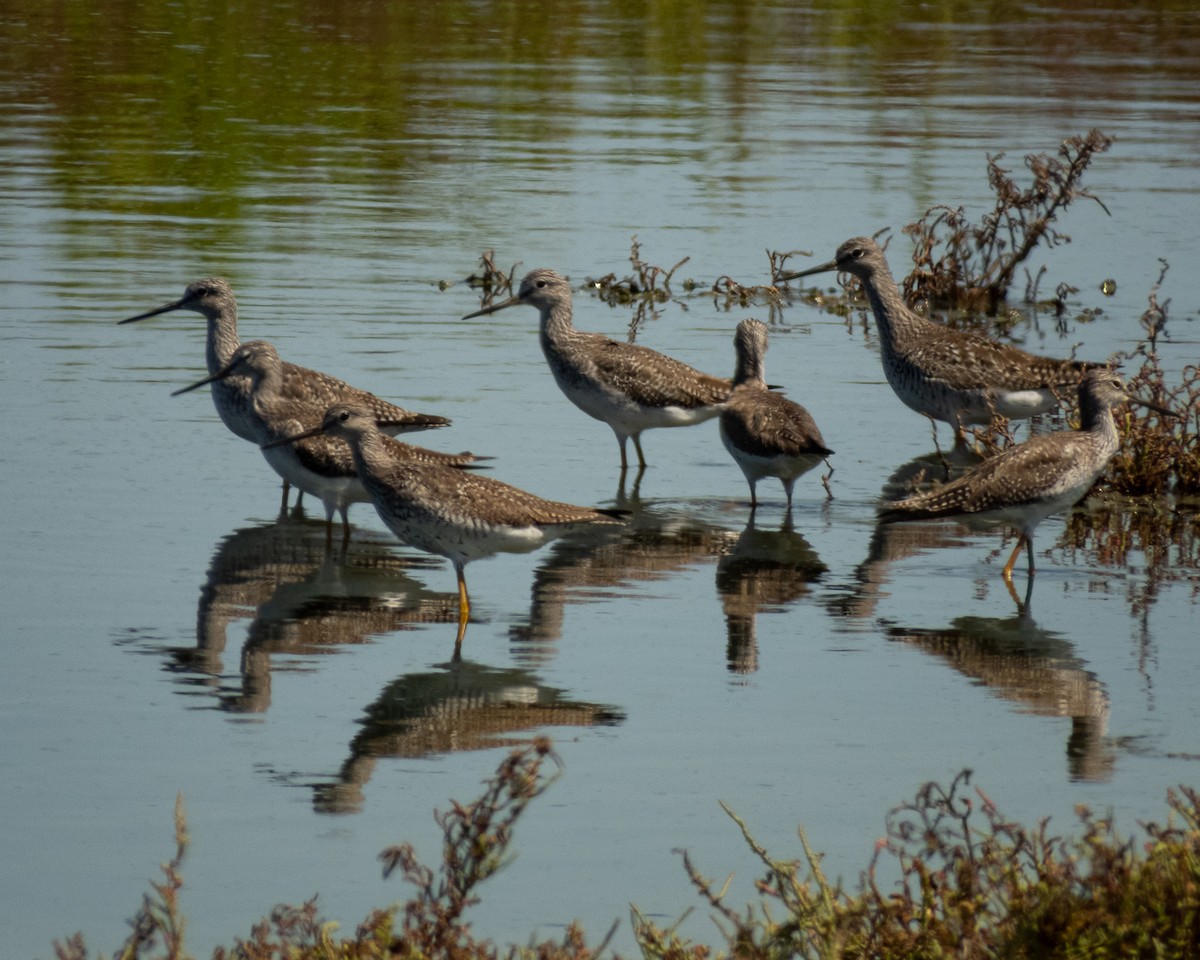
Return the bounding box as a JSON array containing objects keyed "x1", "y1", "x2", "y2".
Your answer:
[{"x1": 2, "y1": 1, "x2": 1200, "y2": 956}]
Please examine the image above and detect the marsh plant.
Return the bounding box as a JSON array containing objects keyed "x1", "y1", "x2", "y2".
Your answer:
[
  {"x1": 1105, "y1": 261, "x2": 1200, "y2": 497},
  {"x1": 590, "y1": 235, "x2": 690, "y2": 305},
  {"x1": 53, "y1": 745, "x2": 1200, "y2": 960},
  {"x1": 637, "y1": 770, "x2": 1200, "y2": 960},
  {"x1": 464, "y1": 249, "x2": 520, "y2": 297},
  {"x1": 902, "y1": 129, "x2": 1115, "y2": 313}
]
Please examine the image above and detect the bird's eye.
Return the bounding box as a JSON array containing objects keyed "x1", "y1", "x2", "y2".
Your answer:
[
  {"x1": 536, "y1": 279, "x2": 546, "y2": 289},
  {"x1": 339, "y1": 411, "x2": 350, "y2": 422}
]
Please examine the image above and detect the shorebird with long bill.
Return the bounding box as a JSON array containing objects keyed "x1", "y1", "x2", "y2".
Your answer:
[
  {"x1": 776, "y1": 237, "x2": 1103, "y2": 444},
  {"x1": 463, "y1": 268, "x2": 731, "y2": 471},
  {"x1": 266, "y1": 403, "x2": 627, "y2": 646},
  {"x1": 879, "y1": 368, "x2": 1175, "y2": 584}
]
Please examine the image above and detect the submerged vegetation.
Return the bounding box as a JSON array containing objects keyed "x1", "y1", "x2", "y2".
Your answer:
[{"x1": 54, "y1": 744, "x2": 1200, "y2": 960}]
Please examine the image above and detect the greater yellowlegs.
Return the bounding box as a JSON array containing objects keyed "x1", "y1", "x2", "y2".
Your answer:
[
  {"x1": 462, "y1": 268, "x2": 730, "y2": 470},
  {"x1": 122, "y1": 278, "x2": 452, "y2": 504},
  {"x1": 267, "y1": 403, "x2": 627, "y2": 637},
  {"x1": 719, "y1": 319, "x2": 833, "y2": 509},
  {"x1": 879, "y1": 368, "x2": 1174, "y2": 582},
  {"x1": 776, "y1": 238, "x2": 1102, "y2": 443},
  {"x1": 174, "y1": 341, "x2": 484, "y2": 545}
]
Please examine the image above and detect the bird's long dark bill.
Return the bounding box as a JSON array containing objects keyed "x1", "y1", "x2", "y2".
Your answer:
[
  {"x1": 170, "y1": 369, "x2": 226, "y2": 397},
  {"x1": 262, "y1": 424, "x2": 324, "y2": 449},
  {"x1": 462, "y1": 294, "x2": 521, "y2": 320},
  {"x1": 1130, "y1": 395, "x2": 1178, "y2": 418},
  {"x1": 119, "y1": 295, "x2": 194, "y2": 324},
  {"x1": 774, "y1": 257, "x2": 840, "y2": 284}
]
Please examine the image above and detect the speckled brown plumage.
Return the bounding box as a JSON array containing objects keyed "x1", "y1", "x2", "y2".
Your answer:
[
  {"x1": 122, "y1": 277, "x2": 451, "y2": 444},
  {"x1": 464, "y1": 268, "x2": 730, "y2": 469},
  {"x1": 879, "y1": 369, "x2": 1174, "y2": 581},
  {"x1": 272, "y1": 403, "x2": 626, "y2": 628},
  {"x1": 719, "y1": 319, "x2": 832, "y2": 508},
  {"x1": 777, "y1": 237, "x2": 1102, "y2": 440},
  {"x1": 174, "y1": 340, "x2": 482, "y2": 542}
]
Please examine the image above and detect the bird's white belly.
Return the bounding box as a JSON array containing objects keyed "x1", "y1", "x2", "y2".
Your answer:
[
  {"x1": 558, "y1": 377, "x2": 718, "y2": 433},
  {"x1": 382, "y1": 510, "x2": 552, "y2": 566},
  {"x1": 262, "y1": 445, "x2": 369, "y2": 507},
  {"x1": 987, "y1": 388, "x2": 1059, "y2": 420},
  {"x1": 719, "y1": 425, "x2": 821, "y2": 482}
]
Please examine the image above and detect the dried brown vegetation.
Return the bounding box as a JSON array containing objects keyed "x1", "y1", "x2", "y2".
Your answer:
[
  {"x1": 464, "y1": 249, "x2": 520, "y2": 296},
  {"x1": 590, "y1": 235, "x2": 689, "y2": 305},
  {"x1": 1105, "y1": 262, "x2": 1200, "y2": 497},
  {"x1": 53, "y1": 749, "x2": 1200, "y2": 960},
  {"x1": 637, "y1": 771, "x2": 1200, "y2": 960},
  {"x1": 902, "y1": 129, "x2": 1115, "y2": 313}
]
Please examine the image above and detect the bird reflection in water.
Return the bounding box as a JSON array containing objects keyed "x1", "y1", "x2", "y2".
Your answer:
[
  {"x1": 716, "y1": 513, "x2": 827, "y2": 677},
  {"x1": 886, "y1": 581, "x2": 1114, "y2": 782},
  {"x1": 508, "y1": 478, "x2": 742, "y2": 664},
  {"x1": 309, "y1": 659, "x2": 625, "y2": 814},
  {"x1": 162, "y1": 520, "x2": 460, "y2": 713},
  {"x1": 830, "y1": 447, "x2": 988, "y2": 621},
  {"x1": 831, "y1": 458, "x2": 1114, "y2": 781}
]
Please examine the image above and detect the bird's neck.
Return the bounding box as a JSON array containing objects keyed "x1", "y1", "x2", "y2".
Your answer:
[
  {"x1": 538, "y1": 303, "x2": 576, "y2": 348},
  {"x1": 732, "y1": 364, "x2": 766, "y2": 389},
  {"x1": 1080, "y1": 396, "x2": 1120, "y2": 455},
  {"x1": 861, "y1": 269, "x2": 925, "y2": 350},
  {"x1": 206, "y1": 310, "x2": 241, "y2": 372},
  {"x1": 247, "y1": 365, "x2": 285, "y2": 412},
  {"x1": 345, "y1": 428, "x2": 392, "y2": 477}
]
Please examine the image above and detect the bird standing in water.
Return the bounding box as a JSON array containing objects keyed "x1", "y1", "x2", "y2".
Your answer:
[
  {"x1": 719, "y1": 319, "x2": 833, "y2": 509},
  {"x1": 776, "y1": 237, "x2": 1101, "y2": 444},
  {"x1": 879, "y1": 368, "x2": 1174, "y2": 583},
  {"x1": 123, "y1": 277, "x2": 451, "y2": 509},
  {"x1": 173, "y1": 341, "x2": 485, "y2": 546},
  {"x1": 267, "y1": 403, "x2": 627, "y2": 646},
  {"x1": 463, "y1": 268, "x2": 731, "y2": 471}
]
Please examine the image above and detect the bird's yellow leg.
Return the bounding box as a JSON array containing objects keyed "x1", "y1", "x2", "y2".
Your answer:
[
  {"x1": 1003, "y1": 575, "x2": 1023, "y2": 608},
  {"x1": 1002, "y1": 534, "x2": 1030, "y2": 581},
  {"x1": 456, "y1": 566, "x2": 471, "y2": 621},
  {"x1": 454, "y1": 566, "x2": 470, "y2": 659}
]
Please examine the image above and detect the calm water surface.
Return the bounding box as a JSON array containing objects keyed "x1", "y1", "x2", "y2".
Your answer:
[{"x1": 2, "y1": 2, "x2": 1200, "y2": 956}]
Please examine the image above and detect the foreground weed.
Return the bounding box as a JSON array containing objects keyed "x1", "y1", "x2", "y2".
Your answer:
[
  {"x1": 56, "y1": 740, "x2": 610, "y2": 960},
  {"x1": 377, "y1": 737, "x2": 567, "y2": 958},
  {"x1": 55, "y1": 797, "x2": 190, "y2": 960},
  {"x1": 53, "y1": 757, "x2": 1200, "y2": 960},
  {"x1": 637, "y1": 771, "x2": 1200, "y2": 960}
]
